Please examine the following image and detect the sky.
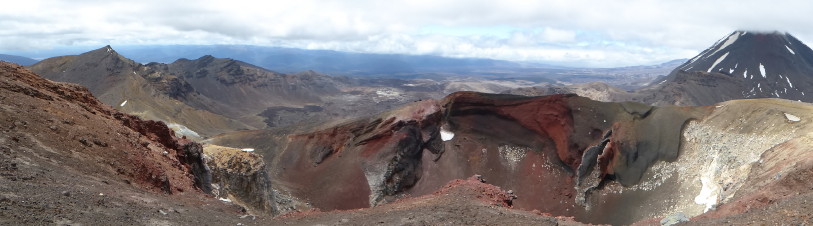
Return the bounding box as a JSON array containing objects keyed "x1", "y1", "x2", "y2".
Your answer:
[{"x1": 2, "y1": 0, "x2": 813, "y2": 67}]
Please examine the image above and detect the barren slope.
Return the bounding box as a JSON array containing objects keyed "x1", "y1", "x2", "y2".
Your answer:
[
  {"x1": 0, "y1": 62, "x2": 259, "y2": 225},
  {"x1": 28, "y1": 46, "x2": 252, "y2": 137}
]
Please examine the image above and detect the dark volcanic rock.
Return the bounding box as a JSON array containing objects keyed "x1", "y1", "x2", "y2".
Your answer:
[
  {"x1": 166, "y1": 55, "x2": 341, "y2": 116},
  {"x1": 650, "y1": 31, "x2": 813, "y2": 105},
  {"x1": 28, "y1": 46, "x2": 253, "y2": 137},
  {"x1": 506, "y1": 31, "x2": 813, "y2": 106},
  {"x1": 203, "y1": 145, "x2": 274, "y2": 215}
]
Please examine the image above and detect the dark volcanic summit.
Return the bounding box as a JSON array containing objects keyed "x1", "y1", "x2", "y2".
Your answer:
[
  {"x1": 504, "y1": 31, "x2": 813, "y2": 106},
  {"x1": 658, "y1": 31, "x2": 813, "y2": 105}
]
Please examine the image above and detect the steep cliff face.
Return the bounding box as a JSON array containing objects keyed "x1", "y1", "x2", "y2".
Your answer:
[
  {"x1": 203, "y1": 144, "x2": 275, "y2": 215},
  {"x1": 271, "y1": 99, "x2": 444, "y2": 210}
]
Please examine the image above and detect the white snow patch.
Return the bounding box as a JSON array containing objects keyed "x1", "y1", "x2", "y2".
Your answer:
[
  {"x1": 757, "y1": 83, "x2": 761, "y2": 88},
  {"x1": 119, "y1": 100, "x2": 127, "y2": 107},
  {"x1": 786, "y1": 45, "x2": 796, "y2": 55},
  {"x1": 784, "y1": 113, "x2": 801, "y2": 122},
  {"x1": 759, "y1": 63, "x2": 766, "y2": 78},
  {"x1": 241, "y1": 148, "x2": 255, "y2": 152},
  {"x1": 166, "y1": 123, "x2": 201, "y2": 139},
  {"x1": 440, "y1": 127, "x2": 455, "y2": 141},
  {"x1": 728, "y1": 68, "x2": 734, "y2": 74},
  {"x1": 707, "y1": 52, "x2": 729, "y2": 73},
  {"x1": 695, "y1": 177, "x2": 719, "y2": 213},
  {"x1": 708, "y1": 33, "x2": 740, "y2": 57},
  {"x1": 786, "y1": 77, "x2": 793, "y2": 88},
  {"x1": 219, "y1": 198, "x2": 232, "y2": 202},
  {"x1": 734, "y1": 63, "x2": 738, "y2": 68},
  {"x1": 774, "y1": 90, "x2": 780, "y2": 97},
  {"x1": 743, "y1": 69, "x2": 748, "y2": 79},
  {"x1": 687, "y1": 54, "x2": 701, "y2": 63}
]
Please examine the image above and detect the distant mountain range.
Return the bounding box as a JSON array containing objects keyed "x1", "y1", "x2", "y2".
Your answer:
[
  {"x1": 23, "y1": 44, "x2": 684, "y2": 138},
  {"x1": 5, "y1": 45, "x2": 679, "y2": 85},
  {"x1": 114, "y1": 45, "x2": 551, "y2": 76},
  {"x1": 0, "y1": 54, "x2": 37, "y2": 65},
  {"x1": 28, "y1": 46, "x2": 354, "y2": 137}
]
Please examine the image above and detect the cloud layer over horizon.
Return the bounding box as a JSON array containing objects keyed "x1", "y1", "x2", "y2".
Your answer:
[{"x1": 2, "y1": 0, "x2": 812, "y2": 67}]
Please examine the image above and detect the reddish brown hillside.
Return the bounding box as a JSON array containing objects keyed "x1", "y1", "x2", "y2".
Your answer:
[{"x1": 0, "y1": 62, "x2": 208, "y2": 194}]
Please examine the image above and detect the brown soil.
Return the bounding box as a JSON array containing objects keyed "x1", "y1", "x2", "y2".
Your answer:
[
  {"x1": 0, "y1": 62, "x2": 248, "y2": 225},
  {"x1": 275, "y1": 176, "x2": 587, "y2": 226}
]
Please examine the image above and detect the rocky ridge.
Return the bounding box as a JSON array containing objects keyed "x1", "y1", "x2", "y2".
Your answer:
[{"x1": 28, "y1": 46, "x2": 253, "y2": 137}]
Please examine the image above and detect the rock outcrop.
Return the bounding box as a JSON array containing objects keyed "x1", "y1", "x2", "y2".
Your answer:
[{"x1": 203, "y1": 144, "x2": 274, "y2": 215}]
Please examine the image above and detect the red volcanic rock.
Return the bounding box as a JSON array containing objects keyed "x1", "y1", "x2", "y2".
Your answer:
[
  {"x1": 432, "y1": 175, "x2": 516, "y2": 208},
  {"x1": 0, "y1": 62, "x2": 209, "y2": 194},
  {"x1": 443, "y1": 92, "x2": 578, "y2": 167},
  {"x1": 267, "y1": 90, "x2": 700, "y2": 220},
  {"x1": 276, "y1": 99, "x2": 444, "y2": 210},
  {"x1": 597, "y1": 135, "x2": 617, "y2": 177},
  {"x1": 273, "y1": 174, "x2": 578, "y2": 225}
]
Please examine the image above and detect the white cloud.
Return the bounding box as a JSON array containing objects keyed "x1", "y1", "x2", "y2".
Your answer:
[{"x1": 2, "y1": 0, "x2": 813, "y2": 67}]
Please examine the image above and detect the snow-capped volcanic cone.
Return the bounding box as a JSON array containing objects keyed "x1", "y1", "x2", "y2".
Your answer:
[
  {"x1": 667, "y1": 31, "x2": 813, "y2": 103},
  {"x1": 505, "y1": 31, "x2": 813, "y2": 106}
]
